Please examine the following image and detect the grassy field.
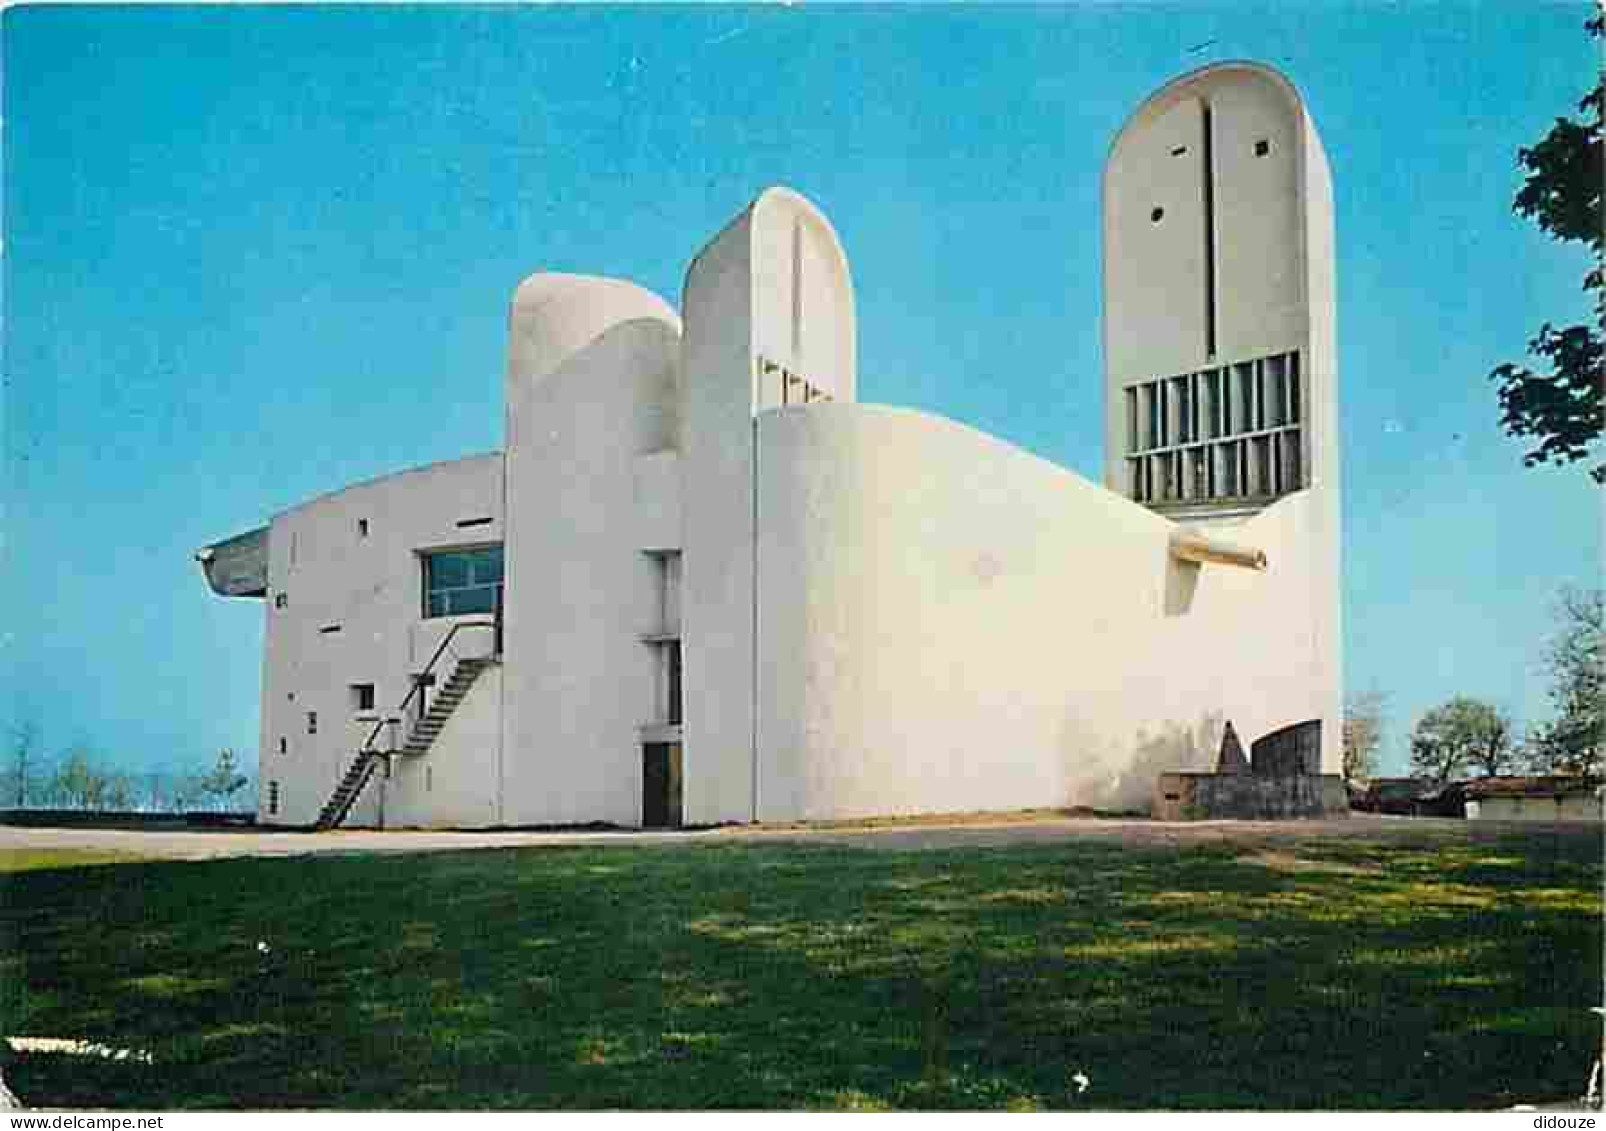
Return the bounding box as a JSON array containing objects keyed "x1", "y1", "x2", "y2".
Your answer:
[{"x1": 1, "y1": 828, "x2": 1600, "y2": 1110}]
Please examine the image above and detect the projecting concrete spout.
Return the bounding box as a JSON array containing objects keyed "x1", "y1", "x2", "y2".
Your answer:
[{"x1": 1169, "y1": 526, "x2": 1268, "y2": 571}]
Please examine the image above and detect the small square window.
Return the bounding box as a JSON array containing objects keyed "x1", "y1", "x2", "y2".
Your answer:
[
  {"x1": 307, "y1": 711, "x2": 318, "y2": 735},
  {"x1": 357, "y1": 518, "x2": 369, "y2": 539},
  {"x1": 351, "y1": 683, "x2": 376, "y2": 712},
  {"x1": 1254, "y1": 139, "x2": 1271, "y2": 157},
  {"x1": 274, "y1": 593, "x2": 288, "y2": 609}
]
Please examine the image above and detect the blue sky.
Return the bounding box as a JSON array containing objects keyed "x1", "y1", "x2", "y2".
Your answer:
[{"x1": 3, "y1": 2, "x2": 1600, "y2": 783}]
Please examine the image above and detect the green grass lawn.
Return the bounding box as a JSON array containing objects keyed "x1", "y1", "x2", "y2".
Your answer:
[
  {"x1": 1, "y1": 829, "x2": 1600, "y2": 1110},
  {"x1": 0, "y1": 849, "x2": 150, "y2": 874}
]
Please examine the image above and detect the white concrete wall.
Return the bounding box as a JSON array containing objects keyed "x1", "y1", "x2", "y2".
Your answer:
[
  {"x1": 385, "y1": 665, "x2": 502, "y2": 828},
  {"x1": 1103, "y1": 93, "x2": 1213, "y2": 386},
  {"x1": 1103, "y1": 61, "x2": 1342, "y2": 769},
  {"x1": 501, "y1": 293, "x2": 681, "y2": 826},
  {"x1": 256, "y1": 452, "x2": 504, "y2": 827},
  {"x1": 680, "y1": 187, "x2": 856, "y2": 825},
  {"x1": 633, "y1": 451, "x2": 682, "y2": 554},
  {"x1": 1301, "y1": 114, "x2": 1344, "y2": 771},
  {"x1": 1468, "y1": 795, "x2": 1603, "y2": 822},
  {"x1": 1104, "y1": 62, "x2": 1311, "y2": 398},
  {"x1": 755, "y1": 403, "x2": 1329, "y2": 820}
]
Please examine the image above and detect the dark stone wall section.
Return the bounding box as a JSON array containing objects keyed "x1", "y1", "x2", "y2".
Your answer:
[
  {"x1": 1250, "y1": 719, "x2": 1322, "y2": 776},
  {"x1": 1153, "y1": 771, "x2": 1348, "y2": 820},
  {"x1": 1153, "y1": 717, "x2": 1345, "y2": 819}
]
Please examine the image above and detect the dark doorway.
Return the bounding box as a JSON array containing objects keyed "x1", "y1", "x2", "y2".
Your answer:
[{"x1": 642, "y1": 742, "x2": 683, "y2": 829}]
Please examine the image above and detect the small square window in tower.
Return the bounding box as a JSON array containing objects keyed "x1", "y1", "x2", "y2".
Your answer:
[{"x1": 350, "y1": 683, "x2": 376, "y2": 712}]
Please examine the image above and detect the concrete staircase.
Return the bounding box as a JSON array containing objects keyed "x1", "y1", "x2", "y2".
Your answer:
[{"x1": 314, "y1": 655, "x2": 495, "y2": 830}]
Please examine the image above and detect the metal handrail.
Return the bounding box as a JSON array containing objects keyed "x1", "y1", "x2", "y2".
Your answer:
[{"x1": 356, "y1": 598, "x2": 501, "y2": 757}]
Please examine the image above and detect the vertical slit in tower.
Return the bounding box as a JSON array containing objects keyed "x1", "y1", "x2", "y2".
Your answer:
[
  {"x1": 791, "y1": 219, "x2": 804, "y2": 359},
  {"x1": 1201, "y1": 99, "x2": 1218, "y2": 360}
]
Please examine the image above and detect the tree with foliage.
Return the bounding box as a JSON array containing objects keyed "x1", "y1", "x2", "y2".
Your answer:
[
  {"x1": 1409, "y1": 697, "x2": 1516, "y2": 781},
  {"x1": 197, "y1": 748, "x2": 251, "y2": 811},
  {"x1": 1526, "y1": 587, "x2": 1603, "y2": 776},
  {"x1": 1489, "y1": 14, "x2": 1603, "y2": 482},
  {"x1": 1341, "y1": 689, "x2": 1387, "y2": 782}
]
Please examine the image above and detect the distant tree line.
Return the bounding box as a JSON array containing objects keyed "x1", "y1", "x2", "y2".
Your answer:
[
  {"x1": 1345, "y1": 587, "x2": 1603, "y2": 783},
  {"x1": 1, "y1": 725, "x2": 254, "y2": 813}
]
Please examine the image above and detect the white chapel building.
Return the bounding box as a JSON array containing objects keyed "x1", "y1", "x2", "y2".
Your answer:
[{"x1": 198, "y1": 62, "x2": 1342, "y2": 829}]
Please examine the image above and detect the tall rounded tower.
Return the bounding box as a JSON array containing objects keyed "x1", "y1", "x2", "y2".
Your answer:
[
  {"x1": 1104, "y1": 61, "x2": 1342, "y2": 770},
  {"x1": 1103, "y1": 61, "x2": 1338, "y2": 525}
]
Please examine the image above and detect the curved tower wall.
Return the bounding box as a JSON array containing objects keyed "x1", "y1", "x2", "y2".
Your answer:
[
  {"x1": 500, "y1": 276, "x2": 682, "y2": 825},
  {"x1": 1103, "y1": 62, "x2": 1341, "y2": 769},
  {"x1": 680, "y1": 188, "x2": 857, "y2": 825},
  {"x1": 755, "y1": 404, "x2": 1329, "y2": 819}
]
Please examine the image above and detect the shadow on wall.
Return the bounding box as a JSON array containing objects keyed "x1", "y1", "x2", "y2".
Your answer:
[
  {"x1": 1065, "y1": 712, "x2": 1226, "y2": 813},
  {"x1": 1163, "y1": 560, "x2": 1200, "y2": 617}
]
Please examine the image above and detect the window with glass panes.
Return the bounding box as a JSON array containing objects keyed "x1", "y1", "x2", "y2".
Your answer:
[{"x1": 422, "y1": 545, "x2": 503, "y2": 618}]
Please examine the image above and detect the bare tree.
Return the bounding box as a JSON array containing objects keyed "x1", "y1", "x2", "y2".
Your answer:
[
  {"x1": 6, "y1": 720, "x2": 39, "y2": 808},
  {"x1": 51, "y1": 748, "x2": 102, "y2": 810},
  {"x1": 1342, "y1": 690, "x2": 1387, "y2": 782}
]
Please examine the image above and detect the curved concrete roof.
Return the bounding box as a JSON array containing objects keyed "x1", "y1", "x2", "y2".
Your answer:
[
  {"x1": 506, "y1": 273, "x2": 680, "y2": 388},
  {"x1": 1106, "y1": 60, "x2": 1319, "y2": 168},
  {"x1": 684, "y1": 185, "x2": 856, "y2": 302}
]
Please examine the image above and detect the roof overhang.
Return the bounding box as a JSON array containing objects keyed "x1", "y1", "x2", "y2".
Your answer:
[{"x1": 195, "y1": 526, "x2": 269, "y2": 598}]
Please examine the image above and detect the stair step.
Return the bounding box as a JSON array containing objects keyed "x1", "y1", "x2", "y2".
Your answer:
[{"x1": 318, "y1": 659, "x2": 492, "y2": 828}]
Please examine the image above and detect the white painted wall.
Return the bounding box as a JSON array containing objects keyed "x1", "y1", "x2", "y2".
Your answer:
[
  {"x1": 501, "y1": 281, "x2": 681, "y2": 826},
  {"x1": 755, "y1": 403, "x2": 1330, "y2": 820},
  {"x1": 256, "y1": 453, "x2": 504, "y2": 827},
  {"x1": 1467, "y1": 795, "x2": 1603, "y2": 822},
  {"x1": 1103, "y1": 61, "x2": 1341, "y2": 769},
  {"x1": 680, "y1": 188, "x2": 857, "y2": 825},
  {"x1": 385, "y1": 665, "x2": 503, "y2": 828},
  {"x1": 233, "y1": 64, "x2": 1343, "y2": 830}
]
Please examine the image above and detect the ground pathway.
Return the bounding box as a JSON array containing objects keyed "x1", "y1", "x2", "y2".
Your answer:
[{"x1": 4, "y1": 810, "x2": 1584, "y2": 861}]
